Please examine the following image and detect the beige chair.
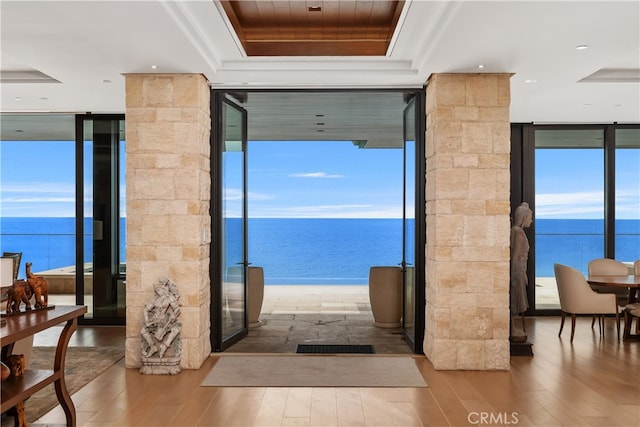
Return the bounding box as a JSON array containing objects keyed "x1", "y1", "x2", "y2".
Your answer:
[
  {"x1": 623, "y1": 303, "x2": 640, "y2": 340},
  {"x1": 554, "y1": 263, "x2": 620, "y2": 342},
  {"x1": 587, "y1": 258, "x2": 629, "y2": 308},
  {"x1": 624, "y1": 259, "x2": 640, "y2": 339}
]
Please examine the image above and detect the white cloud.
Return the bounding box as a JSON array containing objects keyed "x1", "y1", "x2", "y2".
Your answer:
[
  {"x1": 248, "y1": 192, "x2": 275, "y2": 201},
  {"x1": 0, "y1": 182, "x2": 75, "y2": 194},
  {"x1": 223, "y1": 189, "x2": 243, "y2": 201},
  {"x1": 225, "y1": 189, "x2": 274, "y2": 201},
  {"x1": 3, "y1": 197, "x2": 75, "y2": 203},
  {"x1": 536, "y1": 190, "x2": 640, "y2": 219},
  {"x1": 536, "y1": 191, "x2": 603, "y2": 217},
  {"x1": 289, "y1": 172, "x2": 345, "y2": 179}
]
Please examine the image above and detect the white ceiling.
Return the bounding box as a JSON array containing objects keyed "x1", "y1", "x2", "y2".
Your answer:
[{"x1": 1, "y1": 0, "x2": 639, "y2": 128}]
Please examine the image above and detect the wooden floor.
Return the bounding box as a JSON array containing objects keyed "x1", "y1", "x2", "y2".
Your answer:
[{"x1": 33, "y1": 316, "x2": 639, "y2": 427}]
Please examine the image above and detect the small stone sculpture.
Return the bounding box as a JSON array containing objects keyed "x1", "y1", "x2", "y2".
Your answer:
[{"x1": 140, "y1": 277, "x2": 182, "y2": 375}]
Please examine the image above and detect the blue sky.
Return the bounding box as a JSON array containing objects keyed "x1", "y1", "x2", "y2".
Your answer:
[
  {"x1": 535, "y1": 148, "x2": 640, "y2": 219},
  {"x1": 245, "y1": 141, "x2": 404, "y2": 218},
  {"x1": 1, "y1": 140, "x2": 639, "y2": 219},
  {"x1": 1, "y1": 141, "x2": 76, "y2": 217}
]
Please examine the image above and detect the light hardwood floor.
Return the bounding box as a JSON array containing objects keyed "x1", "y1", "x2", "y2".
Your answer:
[{"x1": 33, "y1": 316, "x2": 638, "y2": 427}]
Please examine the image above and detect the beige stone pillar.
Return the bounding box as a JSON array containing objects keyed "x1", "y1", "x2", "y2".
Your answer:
[
  {"x1": 124, "y1": 74, "x2": 211, "y2": 369},
  {"x1": 424, "y1": 74, "x2": 511, "y2": 370}
]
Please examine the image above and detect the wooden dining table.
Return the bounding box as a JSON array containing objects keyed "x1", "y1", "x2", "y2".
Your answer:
[{"x1": 587, "y1": 274, "x2": 640, "y2": 304}]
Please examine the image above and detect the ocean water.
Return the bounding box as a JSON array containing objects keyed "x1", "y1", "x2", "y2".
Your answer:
[{"x1": 1, "y1": 217, "x2": 638, "y2": 283}]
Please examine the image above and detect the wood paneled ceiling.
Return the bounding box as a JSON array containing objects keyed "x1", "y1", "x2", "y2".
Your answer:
[{"x1": 220, "y1": 1, "x2": 405, "y2": 56}]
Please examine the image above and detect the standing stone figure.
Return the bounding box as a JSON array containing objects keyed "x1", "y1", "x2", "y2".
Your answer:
[
  {"x1": 140, "y1": 277, "x2": 182, "y2": 375},
  {"x1": 510, "y1": 202, "x2": 533, "y2": 343}
]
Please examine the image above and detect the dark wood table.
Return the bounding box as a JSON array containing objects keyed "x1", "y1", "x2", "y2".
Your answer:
[
  {"x1": 1, "y1": 305, "x2": 87, "y2": 426},
  {"x1": 587, "y1": 274, "x2": 640, "y2": 304}
]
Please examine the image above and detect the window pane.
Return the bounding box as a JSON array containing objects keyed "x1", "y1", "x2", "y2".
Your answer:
[
  {"x1": 534, "y1": 129, "x2": 604, "y2": 309},
  {"x1": 0, "y1": 115, "x2": 76, "y2": 293},
  {"x1": 615, "y1": 128, "x2": 640, "y2": 265}
]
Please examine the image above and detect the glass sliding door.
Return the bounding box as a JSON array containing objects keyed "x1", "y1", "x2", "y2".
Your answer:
[
  {"x1": 78, "y1": 115, "x2": 126, "y2": 323},
  {"x1": 211, "y1": 94, "x2": 248, "y2": 350}
]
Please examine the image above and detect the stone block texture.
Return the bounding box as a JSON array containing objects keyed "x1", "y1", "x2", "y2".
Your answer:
[
  {"x1": 424, "y1": 74, "x2": 511, "y2": 370},
  {"x1": 124, "y1": 74, "x2": 211, "y2": 370}
]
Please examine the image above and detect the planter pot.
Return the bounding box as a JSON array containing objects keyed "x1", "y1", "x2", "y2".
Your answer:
[
  {"x1": 368, "y1": 266, "x2": 402, "y2": 328},
  {"x1": 248, "y1": 266, "x2": 264, "y2": 328}
]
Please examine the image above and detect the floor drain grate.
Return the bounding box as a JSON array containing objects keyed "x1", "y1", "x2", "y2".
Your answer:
[{"x1": 295, "y1": 344, "x2": 375, "y2": 354}]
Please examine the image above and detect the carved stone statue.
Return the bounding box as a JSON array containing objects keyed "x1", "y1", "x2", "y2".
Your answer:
[
  {"x1": 140, "y1": 277, "x2": 181, "y2": 375},
  {"x1": 510, "y1": 202, "x2": 533, "y2": 343}
]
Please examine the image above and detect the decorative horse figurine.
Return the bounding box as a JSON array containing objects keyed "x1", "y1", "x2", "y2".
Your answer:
[{"x1": 25, "y1": 262, "x2": 49, "y2": 309}]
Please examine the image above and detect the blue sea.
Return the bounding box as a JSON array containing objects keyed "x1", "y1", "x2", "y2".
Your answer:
[{"x1": 1, "y1": 217, "x2": 638, "y2": 282}]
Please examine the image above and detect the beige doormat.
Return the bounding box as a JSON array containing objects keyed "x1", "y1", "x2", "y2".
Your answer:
[{"x1": 201, "y1": 355, "x2": 428, "y2": 387}]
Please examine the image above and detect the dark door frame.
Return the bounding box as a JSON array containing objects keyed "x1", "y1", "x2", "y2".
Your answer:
[
  {"x1": 75, "y1": 113, "x2": 126, "y2": 325},
  {"x1": 402, "y1": 92, "x2": 426, "y2": 354},
  {"x1": 208, "y1": 88, "x2": 426, "y2": 354},
  {"x1": 210, "y1": 92, "x2": 250, "y2": 351}
]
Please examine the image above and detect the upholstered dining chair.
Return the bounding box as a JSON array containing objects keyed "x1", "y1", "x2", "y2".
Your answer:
[
  {"x1": 587, "y1": 258, "x2": 629, "y2": 309},
  {"x1": 554, "y1": 263, "x2": 620, "y2": 342},
  {"x1": 623, "y1": 302, "x2": 640, "y2": 340},
  {"x1": 624, "y1": 259, "x2": 640, "y2": 338}
]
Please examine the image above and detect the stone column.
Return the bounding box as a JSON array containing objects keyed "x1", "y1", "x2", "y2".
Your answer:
[
  {"x1": 124, "y1": 74, "x2": 211, "y2": 369},
  {"x1": 424, "y1": 74, "x2": 511, "y2": 370}
]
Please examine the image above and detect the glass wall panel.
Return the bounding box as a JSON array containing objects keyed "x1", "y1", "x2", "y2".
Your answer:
[
  {"x1": 82, "y1": 117, "x2": 126, "y2": 321},
  {"x1": 534, "y1": 129, "x2": 604, "y2": 309},
  {"x1": 615, "y1": 128, "x2": 640, "y2": 265},
  {"x1": 0, "y1": 115, "x2": 76, "y2": 301}
]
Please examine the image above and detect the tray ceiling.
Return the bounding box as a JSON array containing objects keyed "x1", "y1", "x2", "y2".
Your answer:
[{"x1": 219, "y1": 0, "x2": 404, "y2": 56}]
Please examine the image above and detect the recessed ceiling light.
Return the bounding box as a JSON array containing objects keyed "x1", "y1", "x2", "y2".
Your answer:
[
  {"x1": 524, "y1": 79, "x2": 537, "y2": 83},
  {"x1": 102, "y1": 79, "x2": 112, "y2": 84},
  {"x1": 316, "y1": 122, "x2": 325, "y2": 126},
  {"x1": 315, "y1": 114, "x2": 324, "y2": 117},
  {"x1": 477, "y1": 65, "x2": 485, "y2": 69},
  {"x1": 614, "y1": 104, "x2": 622, "y2": 107},
  {"x1": 13, "y1": 97, "x2": 21, "y2": 101},
  {"x1": 576, "y1": 45, "x2": 589, "y2": 50},
  {"x1": 40, "y1": 97, "x2": 48, "y2": 101},
  {"x1": 583, "y1": 103, "x2": 591, "y2": 107},
  {"x1": 15, "y1": 129, "x2": 23, "y2": 133},
  {"x1": 151, "y1": 65, "x2": 158, "y2": 69},
  {"x1": 317, "y1": 129, "x2": 324, "y2": 132}
]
